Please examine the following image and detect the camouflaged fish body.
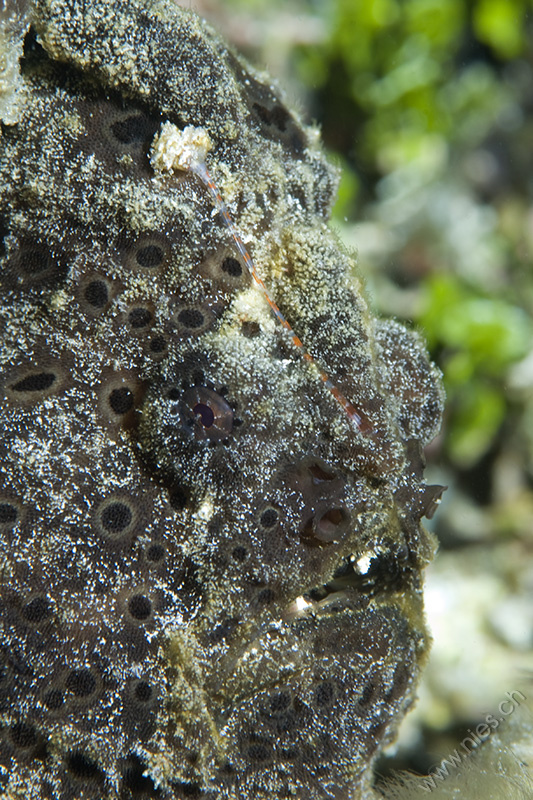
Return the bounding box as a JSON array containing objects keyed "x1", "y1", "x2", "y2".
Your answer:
[{"x1": 0, "y1": 2, "x2": 445, "y2": 797}]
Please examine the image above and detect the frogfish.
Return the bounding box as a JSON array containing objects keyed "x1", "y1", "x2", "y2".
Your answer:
[{"x1": 0, "y1": 1, "x2": 446, "y2": 798}]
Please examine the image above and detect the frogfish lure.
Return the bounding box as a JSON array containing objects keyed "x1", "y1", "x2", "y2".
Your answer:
[{"x1": 150, "y1": 122, "x2": 372, "y2": 434}]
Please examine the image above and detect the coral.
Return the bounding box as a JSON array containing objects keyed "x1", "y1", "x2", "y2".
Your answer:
[{"x1": 0, "y1": 1, "x2": 444, "y2": 798}]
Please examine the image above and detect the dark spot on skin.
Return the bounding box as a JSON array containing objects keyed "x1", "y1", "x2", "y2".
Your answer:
[
  {"x1": 169, "y1": 483, "x2": 188, "y2": 510},
  {"x1": 221, "y1": 256, "x2": 242, "y2": 276},
  {"x1": 84, "y1": 279, "x2": 108, "y2": 308},
  {"x1": 108, "y1": 387, "x2": 135, "y2": 414},
  {"x1": 100, "y1": 502, "x2": 133, "y2": 534},
  {"x1": 128, "y1": 306, "x2": 152, "y2": 328},
  {"x1": 178, "y1": 308, "x2": 204, "y2": 328},
  {"x1": 314, "y1": 681, "x2": 335, "y2": 707},
  {"x1": 43, "y1": 688, "x2": 64, "y2": 710},
  {"x1": 20, "y1": 248, "x2": 50, "y2": 275},
  {"x1": 256, "y1": 588, "x2": 274, "y2": 605},
  {"x1": 21, "y1": 596, "x2": 52, "y2": 624},
  {"x1": 247, "y1": 740, "x2": 273, "y2": 762},
  {"x1": 121, "y1": 755, "x2": 159, "y2": 793},
  {"x1": 136, "y1": 244, "x2": 163, "y2": 268},
  {"x1": 241, "y1": 320, "x2": 260, "y2": 338},
  {"x1": 231, "y1": 546, "x2": 247, "y2": 562},
  {"x1": 218, "y1": 761, "x2": 236, "y2": 780},
  {"x1": 66, "y1": 751, "x2": 102, "y2": 780},
  {"x1": 259, "y1": 508, "x2": 278, "y2": 528},
  {"x1": 5, "y1": 237, "x2": 67, "y2": 289},
  {"x1": 11, "y1": 372, "x2": 56, "y2": 392},
  {"x1": 10, "y1": 722, "x2": 38, "y2": 749},
  {"x1": 0, "y1": 503, "x2": 18, "y2": 525},
  {"x1": 149, "y1": 335, "x2": 167, "y2": 353},
  {"x1": 269, "y1": 692, "x2": 291, "y2": 715},
  {"x1": 65, "y1": 668, "x2": 97, "y2": 697},
  {"x1": 146, "y1": 543, "x2": 165, "y2": 563},
  {"x1": 128, "y1": 594, "x2": 152, "y2": 621},
  {"x1": 133, "y1": 680, "x2": 153, "y2": 703}
]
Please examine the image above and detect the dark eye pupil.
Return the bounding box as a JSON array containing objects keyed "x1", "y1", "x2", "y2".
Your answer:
[{"x1": 193, "y1": 402, "x2": 214, "y2": 428}]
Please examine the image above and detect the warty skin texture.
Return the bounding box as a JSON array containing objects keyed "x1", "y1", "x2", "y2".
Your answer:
[{"x1": 0, "y1": 1, "x2": 445, "y2": 798}]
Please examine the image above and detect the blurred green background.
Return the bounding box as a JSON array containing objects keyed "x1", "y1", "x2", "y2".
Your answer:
[{"x1": 185, "y1": 0, "x2": 533, "y2": 781}]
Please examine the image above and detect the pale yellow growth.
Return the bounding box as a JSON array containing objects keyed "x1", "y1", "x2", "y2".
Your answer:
[{"x1": 150, "y1": 121, "x2": 212, "y2": 173}]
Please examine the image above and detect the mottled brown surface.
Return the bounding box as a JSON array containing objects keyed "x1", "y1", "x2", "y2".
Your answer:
[{"x1": 0, "y1": 2, "x2": 444, "y2": 797}]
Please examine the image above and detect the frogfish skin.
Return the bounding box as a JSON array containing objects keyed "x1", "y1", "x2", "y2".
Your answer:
[{"x1": 0, "y1": 1, "x2": 445, "y2": 798}]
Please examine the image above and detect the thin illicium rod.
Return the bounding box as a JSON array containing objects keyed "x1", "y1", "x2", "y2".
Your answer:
[{"x1": 191, "y1": 160, "x2": 371, "y2": 434}]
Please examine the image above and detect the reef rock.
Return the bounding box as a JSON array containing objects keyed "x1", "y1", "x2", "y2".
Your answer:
[{"x1": 0, "y1": 1, "x2": 445, "y2": 798}]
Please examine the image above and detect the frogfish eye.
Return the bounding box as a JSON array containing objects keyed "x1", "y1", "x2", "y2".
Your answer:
[{"x1": 180, "y1": 387, "x2": 233, "y2": 441}]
